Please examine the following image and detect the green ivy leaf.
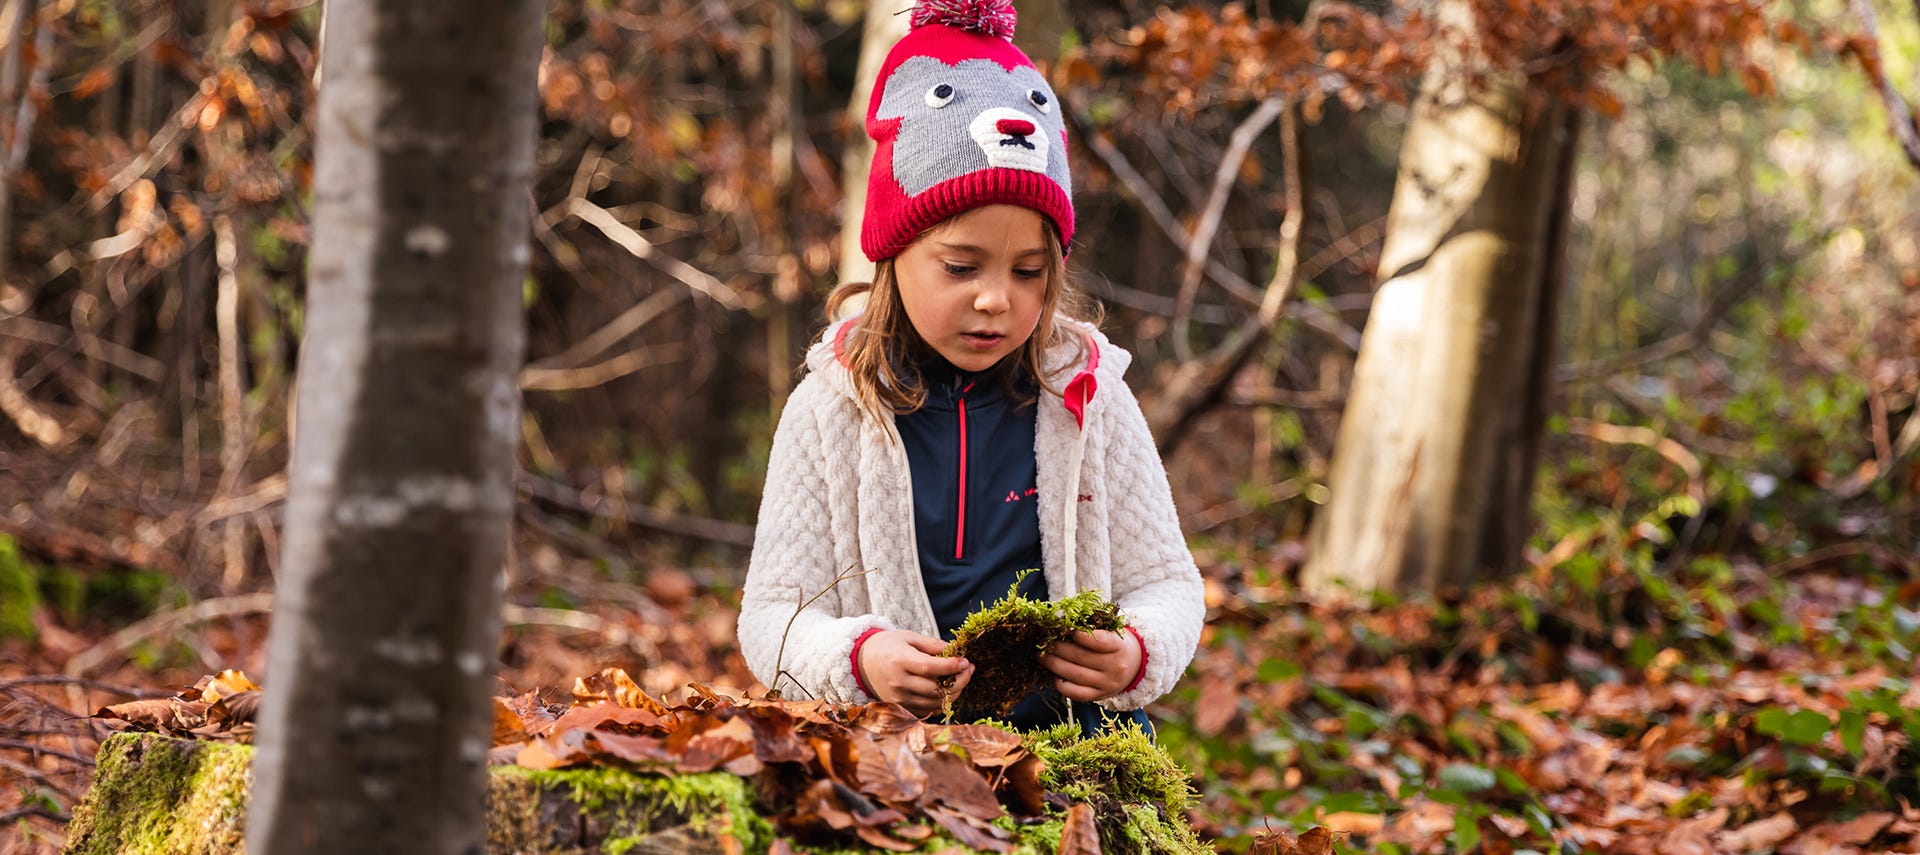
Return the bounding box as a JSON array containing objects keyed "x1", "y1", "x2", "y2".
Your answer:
[{"x1": 1438, "y1": 763, "x2": 1497, "y2": 794}]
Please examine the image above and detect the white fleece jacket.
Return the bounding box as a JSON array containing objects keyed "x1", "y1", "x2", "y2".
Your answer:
[{"x1": 737, "y1": 316, "x2": 1204, "y2": 712}]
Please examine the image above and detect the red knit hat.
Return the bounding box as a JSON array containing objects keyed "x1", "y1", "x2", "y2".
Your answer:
[{"x1": 861, "y1": 0, "x2": 1074, "y2": 262}]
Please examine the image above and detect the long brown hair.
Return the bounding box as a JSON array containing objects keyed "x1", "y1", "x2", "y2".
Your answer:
[{"x1": 824, "y1": 220, "x2": 1095, "y2": 422}]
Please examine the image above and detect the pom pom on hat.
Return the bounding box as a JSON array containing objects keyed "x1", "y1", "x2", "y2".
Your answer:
[{"x1": 910, "y1": 0, "x2": 1018, "y2": 39}]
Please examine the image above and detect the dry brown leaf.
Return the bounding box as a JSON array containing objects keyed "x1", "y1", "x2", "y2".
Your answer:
[
  {"x1": 585, "y1": 730, "x2": 674, "y2": 768},
  {"x1": 854, "y1": 824, "x2": 922, "y2": 852},
  {"x1": 1193, "y1": 672, "x2": 1240, "y2": 736},
  {"x1": 1809, "y1": 812, "x2": 1894, "y2": 845},
  {"x1": 492, "y1": 696, "x2": 528, "y2": 746},
  {"x1": 1059, "y1": 802, "x2": 1101, "y2": 855},
  {"x1": 917, "y1": 748, "x2": 1003, "y2": 822},
  {"x1": 549, "y1": 700, "x2": 664, "y2": 736},
  {"x1": 1718, "y1": 812, "x2": 1799, "y2": 851},
  {"x1": 500, "y1": 689, "x2": 562, "y2": 737},
  {"x1": 937, "y1": 724, "x2": 1026, "y2": 768},
  {"x1": 922, "y1": 804, "x2": 1013, "y2": 854},
  {"x1": 207, "y1": 691, "x2": 260, "y2": 728},
  {"x1": 95, "y1": 698, "x2": 208, "y2": 732},
  {"x1": 1295, "y1": 827, "x2": 1334, "y2": 855},
  {"x1": 1001, "y1": 753, "x2": 1047, "y2": 817},
  {"x1": 200, "y1": 669, "x2": 261, "y2": 704},
  {"x1": 573, "y1": 667, "x2": 670, "y2": 715},
  {"x1": 1321, "y1": 811, "x2": 1384, "y2": 835},
  {"x1": 855, "y1": 733, "x2": 930, "y2": 805}
]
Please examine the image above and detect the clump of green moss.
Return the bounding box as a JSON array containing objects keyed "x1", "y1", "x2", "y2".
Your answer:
[
  {"x1": 1028, "y1": 721, "x2": 1210, "y2": 855},
  {"x1": 62, "y1": 732, "x2": 250, "y2": 855},
  {"x1": 942, "y1": 578, "x2": 1124, "y2": 716}
]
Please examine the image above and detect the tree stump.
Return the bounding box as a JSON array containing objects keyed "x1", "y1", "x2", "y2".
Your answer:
[{"x1": 63, "y1": 733, "x2": 763, "y2": 855}]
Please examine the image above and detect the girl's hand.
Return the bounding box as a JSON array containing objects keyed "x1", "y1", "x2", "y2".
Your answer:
[
  {"x1": 857, "y1": 630, "x2": 974, "y2": 716},
  {"x1": 1041, "y1": 629, "x2": 1143, "y2": 702}
]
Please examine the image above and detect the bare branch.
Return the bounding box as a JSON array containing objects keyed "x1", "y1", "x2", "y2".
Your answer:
[
  {"x1": 519, "y1": 343, "x2": 687, "y2": 392},
  {"x1": 1851, "y1": 0, "x2": 1920, "y2": 169},
  {"x1": 1148, "y1": 102, "x2": 1310, "y2": 455},
  {"x1": 521, "y1": 287, "x2": 683, "y2": 375},
  {"x1": 65, "y1": 593, "x2": 277, "y2": 678},
  {"x1": 565, "y1": 198, "x2": 760, "y2": 310},
  {"x1": 0, "y1": 314, "x2": 166, "y2": 381},
  {"x1": 518, "y1": 473, "x2": 754, "y2": 547},
  {"x1": 501, "y1": 604, "x2": 660, "y2": 662},
  {"x1": 1068, "y1": 106, "x2": 1266, "y2": 305},
  {"x1": 1172, "y1": 97, "x2": 1285, "y2": 362}
]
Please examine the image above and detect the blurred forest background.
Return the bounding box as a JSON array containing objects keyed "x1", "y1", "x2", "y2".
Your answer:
[{"x1": 2, "y1": 0, "x2": 1918, "y2": 852}]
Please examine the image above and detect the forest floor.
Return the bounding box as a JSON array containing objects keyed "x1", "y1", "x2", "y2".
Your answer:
[{"x1": 3, "y1": 519, "x2": 1916, "y2": 854}]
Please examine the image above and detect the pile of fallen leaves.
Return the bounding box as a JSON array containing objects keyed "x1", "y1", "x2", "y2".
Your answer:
[
  {"x1": 92, "y1": 669, "x2": 262, "y2": 739},
  {"x1": 96, "y1": 666, "x2": 1242, "y2": 854},
  {"x1": 503, "y1": 667, "x2": 1059, "y2": 852},
  {"x1": 1168, "y1": 555, "x2": 1920, "y2": 854}
]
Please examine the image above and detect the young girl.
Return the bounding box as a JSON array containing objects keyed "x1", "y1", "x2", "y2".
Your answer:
[{"x1": 738, "y1": 0, "x2": 1204, "y2": 732}]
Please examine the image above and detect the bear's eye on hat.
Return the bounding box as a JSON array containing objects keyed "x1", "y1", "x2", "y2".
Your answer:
[{"x1": 926, "y1": 83, "x2": 956, "y2": 108}]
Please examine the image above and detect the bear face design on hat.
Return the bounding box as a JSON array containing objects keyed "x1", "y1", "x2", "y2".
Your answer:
[{"x1": 861, "y1": 0, "x2": 1074, "y2": 262}]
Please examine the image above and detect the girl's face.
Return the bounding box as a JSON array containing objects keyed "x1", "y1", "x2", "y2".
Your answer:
[{"x1": 894, "y1": 204, "x2": 1050, "y2": 374}]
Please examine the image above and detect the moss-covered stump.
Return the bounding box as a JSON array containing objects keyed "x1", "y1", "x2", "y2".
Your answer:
[
  {"x1": 67, "y1": 724, "x2": 1209, "y2": 854},
  {"x1": 63, "y1": 733, "x2": 764, "y2": 855}
]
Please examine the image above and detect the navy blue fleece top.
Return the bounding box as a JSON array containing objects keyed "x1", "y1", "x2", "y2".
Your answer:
[
  {"x1": 894, "y1": 354, "x2": 1151, "y2": 736},
  {"x1": 895, "y1": 357, "x2": 1047, "y2": 641}
]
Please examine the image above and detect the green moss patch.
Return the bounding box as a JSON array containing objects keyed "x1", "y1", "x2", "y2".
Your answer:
[
  {"x1": 66, "y1": 734, "x2": 767, "y2": 854},
  {"x1": 943, "y1": 580, "x2": 1125, "y2": 716},
  {"x1": 62, "y1": 732, "x2": 251, "y2": 855},
  {"x1": 1030, "y1": 721, "x2": 1210, "y2": 855}
]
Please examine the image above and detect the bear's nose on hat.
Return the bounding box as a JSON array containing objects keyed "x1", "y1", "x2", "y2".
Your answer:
[{"x1": 996, "y1": 117, "x2": 1035, "y2": 137}]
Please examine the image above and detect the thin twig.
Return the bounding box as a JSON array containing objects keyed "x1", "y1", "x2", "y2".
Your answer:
[
  {"x1": 518, "y1": 473, "x2": 754, "y2": 547},
  {"x1": 519, "y1": 343, "x2": 686, "y2": 392},
  {"x1": 1769, "y1": 541, "x2": 1920, "y2": 580},
  {"x1": 0, "y1": 753, "x2": 68, "y2": 794},
  {"x1": 0, "y1": 675, "x2": 170, "y2": 698},
  {"x1": 65, "y1": 593, "x2": 277, "y2": 678},
  {"x1": 0, "y1": 804, "x2": 69, "y2": 825},
  {"x1": 520, "y1": 287, "x2": 683, "y2": 376},
  {"x1": 501, "y1": 605, "x2": 660, "y2": 662},
  {"x1": 1555, "y1": 269, "x2": 1764, "y2": 384},
  {"x1": 772, "y1": 565, "x2": 875, "y2": 699},
  {"x1": 0, "y1": 737, "x2": 95, "y2": 766}
]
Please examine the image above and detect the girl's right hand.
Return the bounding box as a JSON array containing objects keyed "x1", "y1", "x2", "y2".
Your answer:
[{"x1": 856, "y1": 630, "x2": 973, "y2": 716}]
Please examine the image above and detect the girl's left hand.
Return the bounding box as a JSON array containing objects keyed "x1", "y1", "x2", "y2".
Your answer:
[{"x1": 1040, "y1": 629, "x2": 1143, "y2": 702}]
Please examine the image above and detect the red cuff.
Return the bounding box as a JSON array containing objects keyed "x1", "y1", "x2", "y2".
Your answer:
[
  {"x1": 850, "y1": 627, "x2": 885, "y2": 699},
  {"x1": 1122, "y1": 625, "x2": 1148, "y2": 694}
]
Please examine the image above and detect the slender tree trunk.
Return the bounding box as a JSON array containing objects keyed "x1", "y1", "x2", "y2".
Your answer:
[
  {"x1": 835, "y1": 0, "x2": 910, "y2": 287},
  {"x1": 247, "y1": 1, "x2": 545, "y2": 852},
  {"x1": 1012, "y1": 0, "x2": 1067, "y2": 67},
  {"x1": 1302, "y1": 0, "x2": 1577, "y2": 598},
  {"x1": 0, "y1": 0, "x2": 31, "y2": 296}
]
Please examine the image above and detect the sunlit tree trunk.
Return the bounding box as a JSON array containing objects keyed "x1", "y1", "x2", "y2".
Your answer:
[
  {"x1": 836, "y1": 0, "x2": 911, "y2": 287},
  {"x1": 246, "y1": 1, "x2": 544, "y2": 852},
  {"x1": 1302, "y1": 0, "x2": 1579, "y2": 598}
]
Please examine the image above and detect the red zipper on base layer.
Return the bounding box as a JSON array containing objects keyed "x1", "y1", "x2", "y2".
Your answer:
[{"x1": 955, "y1": 393, "x2": 968, "y2": 561}]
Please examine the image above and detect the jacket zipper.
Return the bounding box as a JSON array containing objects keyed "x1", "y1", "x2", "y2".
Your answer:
[{"x1": 954, "y1": 384, "x2": 970, "y2": 561}]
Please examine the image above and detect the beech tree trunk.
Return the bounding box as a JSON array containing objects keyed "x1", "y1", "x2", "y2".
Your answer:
[
  {"x1": 836, "y1": 0, "x2": 912, "y2": 287},
  {"x1": 1302, "y1": 0, "x2": 1579, "y2": 598},
  {"x1": 246, "y1": 2, "x2": 545, "y2": 852}
]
